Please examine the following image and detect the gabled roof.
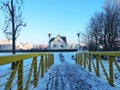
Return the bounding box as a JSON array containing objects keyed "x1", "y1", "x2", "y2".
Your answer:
[
  {"x1": 61, "y1": 36, "x2": 67, "y2": 44},
  {"x1": 49, "y1": 38, "x2": 55, "y2": 43},
  {"x1": 49, "y1": 35, "x2": 67, "y2": 44}
]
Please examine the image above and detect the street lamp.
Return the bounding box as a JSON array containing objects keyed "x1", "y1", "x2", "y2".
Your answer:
[
  {"x1": 77, "y1": 33, "x2": 80, "y2": 52},
  {"x1": 48, "y1": 33, "x2": 51, "y2": 49}
]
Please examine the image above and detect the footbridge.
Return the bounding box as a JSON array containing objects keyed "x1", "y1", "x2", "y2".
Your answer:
[{"x1": 0, "y1": 52, "x2": 120, "y2": 90}]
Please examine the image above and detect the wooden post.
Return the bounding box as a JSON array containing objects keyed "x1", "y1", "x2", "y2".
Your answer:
[
  {"x1": 78, "y1": 53, "x2": 80, "y2": 65},
  {"x1": 40, "y1": 56, "x2": 44, "y2": 78},
  {"x1": 33, "y1": 57, "x2": 38, "y2": 87},
  {"x1": 5, "y1": 61, "x2": 20, "y2": 90},
  {"x1": 84, "y1": 54, "x2": 86, "y2": 68},
  {"x1": 96, "y1": 55, "x2": 100, "y2": 77},
  {"x1": 37, "y1": 57, "x2": 41, "y2": 79},
  {"x1": 45, "y1": 55, "x2": 48, "y2": 72},
  {"x1": 49, "y1": 54, "x2": 52, "y2": 68},
  {"x1": 88, "y1": 54, "x2": 92, "y2": 72},
  {"x1": 18, "y1": 61, "x2": 23, "y2": 90},
  {"x1": 75, "y1": 54, "x2": 78, "y2": 64},
  {"x1": 80, "y1": 53, "x2": 83, "y2": 66},
  {"x1": 52, "y1": 54, "x2": 54, "y2": 65},
  {"x1": 109, "y1": 56, "x2": 114, "y2": 86},
  {"x1": 48, "y1": 54, "x2": 50, "y2": 69}
]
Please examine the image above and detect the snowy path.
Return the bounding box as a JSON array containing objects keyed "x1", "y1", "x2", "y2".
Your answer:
[
  {"x1": 43, "y1": 63, "x2": 113, "y2": 90},
  {"x1": 34, "y1": 53, "x2": 116, "y2": 90}
]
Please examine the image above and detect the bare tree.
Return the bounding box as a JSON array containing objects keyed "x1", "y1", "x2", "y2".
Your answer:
[
  {"x1": 86, "y1": 0, "x2": 120, "y2": 51},
  {"x1": 103, "y1": 0, "x2": 120, "y2": 50},
  {"x1": 81, "y1": 27, "x2": 95, "y2": 51},
  {"x1": 89, "y1": 12, "x2": 106, "y2": 51},
  {"x1": 0, "y1": 0, "x2": 26, "y2": 69}
]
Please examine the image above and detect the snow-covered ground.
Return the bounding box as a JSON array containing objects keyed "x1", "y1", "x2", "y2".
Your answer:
[{"x1": 0, "y1": 52, "x2": 120, "y2": 90}]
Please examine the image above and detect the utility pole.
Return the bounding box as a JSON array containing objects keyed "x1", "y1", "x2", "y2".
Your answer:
[
  {"x1": 48, "y1": 33, "x2": 51, "y2": 49},
  {"x1": 77, "y1": 33, "x2": 80, "y2": 52}
]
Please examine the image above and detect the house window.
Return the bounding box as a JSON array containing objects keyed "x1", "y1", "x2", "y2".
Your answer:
[
  {"x1": 61, "y1": 45, "x2": 64, "y2": 47},
  {"x1": 57, "y1": 40, "x2": 60, "y2": 42},
  {"x1": 54, "y1": 45, "x2": 57, "y2": 47}
]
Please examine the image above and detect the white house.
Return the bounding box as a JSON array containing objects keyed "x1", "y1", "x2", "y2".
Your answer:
[{"x1": 49, "y1": 34, "x2": 67, "y2": 49}]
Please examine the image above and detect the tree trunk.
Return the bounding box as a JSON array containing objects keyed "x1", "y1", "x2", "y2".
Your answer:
[{"x1": 11, "y1": 0, "x2": 16, "y2": 69}]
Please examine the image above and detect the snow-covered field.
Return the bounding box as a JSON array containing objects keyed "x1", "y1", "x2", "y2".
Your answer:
[{"x1": 0, "y1": 52, "x2": 120, "y2": 90}]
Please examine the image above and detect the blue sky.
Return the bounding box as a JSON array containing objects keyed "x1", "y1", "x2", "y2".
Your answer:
[{"x1": 0, "y1": 0, "x2": 104, "y2": 45}]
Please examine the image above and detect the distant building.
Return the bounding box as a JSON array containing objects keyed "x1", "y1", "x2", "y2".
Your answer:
[
  {"x1": 0, "y1": 40, "x2": 12, "y2": 50},
  {"x1": 49, "y1": 34, "x2": 67, "y2": 49},
  {"x1": 0, "y1": 44, "x2": 12, "y2": 50},
  {"x1": 32, "y1": 44, "x2": 47, "y2": 50}
]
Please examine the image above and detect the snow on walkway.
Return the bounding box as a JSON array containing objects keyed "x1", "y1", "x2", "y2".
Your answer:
[{"x1": 33, "y1": 53, "x2": 116, "y2": 90}]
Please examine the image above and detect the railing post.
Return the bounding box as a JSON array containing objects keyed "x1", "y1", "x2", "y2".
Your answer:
[
  {"x1": 45, "y1": 55, "x2": 48, "y2": 72},
  {"x1": 77, "y1": 53, "x2": 79, "y2": 64},
  {"x1": 33, "y1": 57, "x2": 38, "y2": 87},
  {"x1": 78, "y1": 53, "x2": 80, "y2": 65},
  {"x1": 47, "y1": 55, "x2": 49, "y2": 68},
  {"x1": 109, "y1": 56, "x2": 114, "y2": 86},
  {"x1": 84, "y1": 53, "x2": 86, "y2": 68},
  {"x1": 75, "y1": 54, "x2": 78, "y2": 64},
  {"x1": 88, "y1": 54, "x2": 92, "y2": 72},
  {"x1": 48, "y1": 55, "x2": 50, "y2": 68},
  {"x1": 18, "y1": 61, "x2": 23, "y2": 90},
  {"x1": 96, "y1": 55, "x2": 100, "y2": 77},
  {"x1": 77, "y1": 53, "x2": 79, "y2": 65},
  {"x1": 80, "y1": 53, "x2": 83, "y2": 66},
  {"x1": 40, "y1": 55, "x2": 44, "y2": 78},
  {"x1": 5, "y1": 61, "x2": 20, "y2": 90},
  {"x1": 49, "y1": 54, "x2": 52, "y2": 66},
  {"x1": 52, "y1": 54, "x2": 54, "y2": 65}
]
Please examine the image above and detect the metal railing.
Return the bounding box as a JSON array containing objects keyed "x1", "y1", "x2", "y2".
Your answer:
[
  {"x1": 0, "y1": 53, "x2": 54, "y2": 90},
  {"x1": 76, "y1": 52, "x2": 120, "y2": 87}
]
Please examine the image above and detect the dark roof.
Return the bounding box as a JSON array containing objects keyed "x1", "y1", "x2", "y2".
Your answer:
[
  {"x1": 61, "y1": 36, "x2": 67, "y2": 44},
  {"x1": 49, "y1": 35, "x2": 67, "y2": 44},
  {"x1": 49, "y1": 38, "x2": 55, "y2": 43}
]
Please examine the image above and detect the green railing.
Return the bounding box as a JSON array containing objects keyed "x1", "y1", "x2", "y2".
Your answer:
[
  {"x1": 0, "y1": 53, "x2": 54, "y2": 90},
  {"x1": 76, "y1": 52, "x2": 120, "y2": 87}
]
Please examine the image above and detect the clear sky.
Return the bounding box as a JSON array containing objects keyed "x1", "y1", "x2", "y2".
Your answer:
[{"x1": 0, "y1": 0, "x2": 104, "y2": 45}]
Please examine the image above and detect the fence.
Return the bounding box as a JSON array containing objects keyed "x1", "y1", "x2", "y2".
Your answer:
[
  {"x1": 76, "y1": 52, "x2": 120, "y2": 87},
  {"x1": 0, "y1": 53, "x2": 54, "y2": 90}
]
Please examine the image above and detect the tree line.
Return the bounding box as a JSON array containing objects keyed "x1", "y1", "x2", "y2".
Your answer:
[{"x1": 83, "y1": 0, "x2": 120, "y2": 51}]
